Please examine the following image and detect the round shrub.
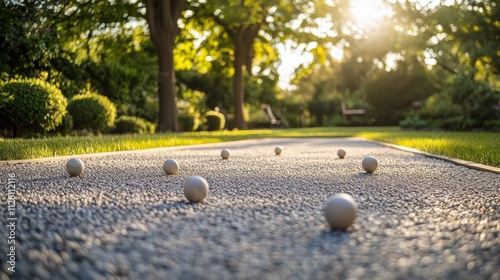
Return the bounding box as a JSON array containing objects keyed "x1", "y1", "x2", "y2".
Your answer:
[
  {"x1": 203, "y1": 110, "x2": 225, "y2": 131},
  {"x1": 112, "y1": 116, "x2": 155, "y2": 134},
  {"x1": 178, "y1": 111, "x2": 200, "y2": 132},
  {"x1": 0, "y1": 78, "x2": 67, "y2": 134},
  {"x1": 68, "y1": 91, "x2": 116, "y2": 132}
]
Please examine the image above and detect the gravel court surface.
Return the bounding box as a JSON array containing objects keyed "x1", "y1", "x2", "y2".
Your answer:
[{"x1": 0, "y1": 137, "x2": 499, "y2": 280}]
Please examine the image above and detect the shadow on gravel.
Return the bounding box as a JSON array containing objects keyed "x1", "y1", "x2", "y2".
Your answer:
[
  {"x1": 354, "y1": 173, "x2": 378, "y2": 179},
  {"x1": 308, "y1": 229, "x2": 352, "y2": 249}
]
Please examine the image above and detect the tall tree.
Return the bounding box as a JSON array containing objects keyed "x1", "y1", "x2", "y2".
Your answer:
[
  {"x1": 196, "y1": 2, "x2": 266, "y2": 130},
  {"x1": 144, "y1": 0, "x2": 185, "y2": 132},
  {"x1": 193, "y1": 0, "x2": 346, "y2": 130}
]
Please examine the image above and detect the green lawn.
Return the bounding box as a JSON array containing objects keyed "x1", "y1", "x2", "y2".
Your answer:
[{"x1": 1, "y1": 127, "x2": 499, "y2": 167}]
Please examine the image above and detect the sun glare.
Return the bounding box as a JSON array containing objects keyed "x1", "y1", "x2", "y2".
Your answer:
[{"x1": 349, "y1": 0, "x2": 392, "y2": 31}]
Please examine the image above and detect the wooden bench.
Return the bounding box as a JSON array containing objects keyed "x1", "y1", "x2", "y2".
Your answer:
[{"x1": 341, "y1": 101, "x2": 366, "y2": 116}]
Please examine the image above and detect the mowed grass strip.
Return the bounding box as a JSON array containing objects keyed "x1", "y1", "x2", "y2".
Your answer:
[
  {"x1": 0, "y1": 127, "x2": 498, "y2": 167},
  {"x1": 0, "y1": 131, "x2": 273, "y2": 161},
  {"x1": 360, "y1": 130, "x2": 499, "y2": 168}
]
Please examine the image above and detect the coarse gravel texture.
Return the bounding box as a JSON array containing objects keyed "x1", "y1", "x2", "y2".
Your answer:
[{"x1": 0, "y1": 137, "x2": 499, "y2": 280}]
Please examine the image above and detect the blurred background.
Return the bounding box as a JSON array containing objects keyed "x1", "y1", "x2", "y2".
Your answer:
[{"x1": 1, "y1": 0, "x2": 498, "y2": 137}]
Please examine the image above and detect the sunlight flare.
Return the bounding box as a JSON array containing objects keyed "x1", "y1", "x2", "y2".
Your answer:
[{"x1": 349, "y1": 0, "x2": 392, "y2": 31}]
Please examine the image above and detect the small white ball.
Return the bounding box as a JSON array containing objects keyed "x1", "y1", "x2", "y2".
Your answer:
[
  {"x1": 324, "y1": 193, "x2": 358, "y2": 230},
  {"x1": 362, "y1": 156, "x2": 378, "y2": 173},
  {"x1": 184, "y1": 176, "x2": 209, "y2": 203},
  {"x1": 221, "y1": 149, "x2": 230, "y2": 160},
  {"x1": 66, "y1": 158, "x2": 84, "y2": 177},
  {"x1": 275, "y1": 146, "x2": 282, "y2": 155},
  {"x1": 337, "y1": 148, "x2": 346, "y2": 159},
  {"x1": 163, "y1": 158, "x2": 179, "y2": 175}
]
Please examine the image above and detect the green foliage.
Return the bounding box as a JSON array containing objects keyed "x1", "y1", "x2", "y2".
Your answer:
[
  {"x1": 189, "y1": 0, "x2": 347, "y2": 129},
  {"x1": 307, "y1": 80, "x2": 343, "y2": 127},
  {"x1": 0, "y1": 1, "x2": 154, "y2": 126},
  {"x1": 112, "y1": 116, "x2": 155, "y2": 134},
  {"x1": 68, "y1": 92, "x2": 117, "y2": 132},
  {"x1": 0, "y1": 78, "x2": 67, "y2": 135},
  {"x1": 363, "y1": 59, "x2": 439, "y2": 125},
  {"x1": 202, "y1": 110, "x2": 225, "y2": 131},
  {"x1": 178, "y1": 111, "x2": 200, "y2": 132},
  {"x1": 401, "y1": 73, "x2": 500, "y2": 130},
  {"x1": 176, "y1": 91, "x2": 203, "y2": 132},
  {"x1": 400, "y1": 91, "x2": 462, "y2": 130},
  {"x1": 280, "y1": 99, "x2": 308, "y2": 128},
  {"x1": 244, "y1": 74, "x2": 279, "y2": 106},
  {"x1": 429, "y1": 1, "x2": 500, "y2": 77},
  {"x1": 399, "y1": 112, "x2": 428, "y2": 130},
  {"x1": 449, "y1": 73, "x2": 500, "y2": 126},
  {"x1": 177, "y1": 69, "x2": 231, "y2": 111},
  {"x1": 55, "y1": 114, "x2": 74, "y2": 135},
  {"x1": 80, "y1": 28, "x2": 158, "y2": 117},
  {"x1": 0, "y1": 1, "x2": 59, "y2": 77},
  {"x1": 137, "y1": 98, "x2": 160, "y2": 124},
  {"x1": 417, "y1": 92, "x2": 462, "y2": 120},
  {"x1": 484, "y1": 119, "x2": 500, "y2": 131}
]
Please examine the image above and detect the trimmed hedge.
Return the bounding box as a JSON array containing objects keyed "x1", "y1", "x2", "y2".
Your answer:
[
  {"x1": 202, "y1": 110, "x2": 225, "y2": 131},
  {"x1": 0, "y1": 78, "x2": 67, "y2": 134},
  {"x1": 112, "y1": 116, "x2": 155, "y2": 134},
  {"x1": 68, "y1": 92, "x2": 116, "y2": 132}
]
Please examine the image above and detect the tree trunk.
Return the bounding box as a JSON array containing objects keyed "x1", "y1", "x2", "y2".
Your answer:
[
  {"x1": 233, "y1": 42, "x2": 248, "y2": 130},
  {"x1": 213, "y1": 20, "x2": 259, "y2": 130},
  {"x1": 144, "y1": 0, "x2": 184, "y2": 132},
  {"x1": 156, "y1": 33, "x2": 179, "y2": 132}
]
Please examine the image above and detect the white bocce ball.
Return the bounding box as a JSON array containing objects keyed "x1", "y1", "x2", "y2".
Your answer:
[
  {"x1": 184, "y1": 176, "x2": 209, "y2": 203},
  {"x1": 275, "y1": 146, "x2": 282, "y2": 155},
  {"x1": 66, "y1": 158, "x2": 84, "y2": 176},
  {"x1": 163, "y1": 158, "x2": 179, "y2": 175},
  {"x1": 337, "y1": 148, "x2": 346, "y2": 159},
  {"x1": 362, "y1": 156, "x2": 378, "y2": 173},
  {"x1": 324, "y1": 193, "x2": 358, "y2": 230},
  {"x1": 221, "y1": 149, "x2": 231, "y2": 160}
]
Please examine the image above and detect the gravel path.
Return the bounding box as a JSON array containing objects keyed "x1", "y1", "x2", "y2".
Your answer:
[{"x1": 1, "y1": 137, "x2": 499, "y2": 280}]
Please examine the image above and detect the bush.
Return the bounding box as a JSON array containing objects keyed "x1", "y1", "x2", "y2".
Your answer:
[
  {"x1": 399, "y1": 112, "x2": 428, "y2": 130},
  {"x1": 54, "y1": 113, "x2": 74, "y2": 135},
  {"x1": 112, "y1": 116, "x2": 155, "y2": 134},
  {"x1": 484, "y1": 119, "x2": 500, "y2": 131},
  {"x1": 449, "y1": 73, "x2": 500, "y2": 125},
  {"x1": 178, "y1": 111, "x2": 200, "y2": 132},
  {"x1": 202, "y1": 110, "x2": 225, "y2": 131},
  {"x1": 0, "y1": 78, "x2": 67, "y2": 136},
  {"x1": 137, "y1": 98, "x2": 159, "y2": 124},
  {"x1": 68, "y1": 91, "x2": 116, "y2": 132}
]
